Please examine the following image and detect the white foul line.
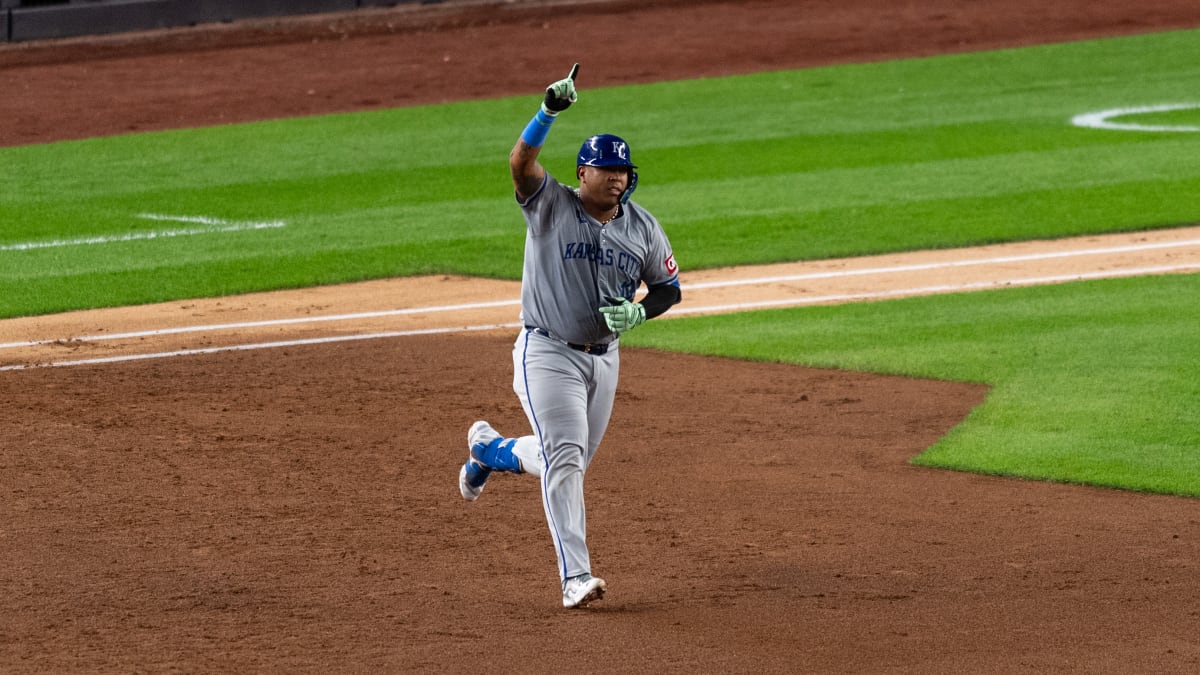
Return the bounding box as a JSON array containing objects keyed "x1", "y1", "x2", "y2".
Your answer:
[
  {"x1": 0, "y1": 323, "x2": 523, "y2": 372},
  {"x1": 671, "y1": 262, "x2": 1200, "y2": 314},
  {"x1": 4, "y1": 235, "x2": 1198, "y2": 352},
  {"x1": 3, "y1": 261, "x2": 1198, "y2": 372},
  {"x1": 136, "y1": 213, "x2": 271, "y2": 226},
  {"x1": 0, "y1": 214, "x2": 285, "y2": 252},
  {"x1": 681, "y1": 238, "x2": 1200, "y2": 289},
  {"x1": 0, "y1": 299, "x2": 522, "y2": 350}
]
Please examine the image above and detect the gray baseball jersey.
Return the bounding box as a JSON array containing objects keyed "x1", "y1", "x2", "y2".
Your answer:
[{"x1": 518, "y1": 173, "x2": 679, "y2": 345}]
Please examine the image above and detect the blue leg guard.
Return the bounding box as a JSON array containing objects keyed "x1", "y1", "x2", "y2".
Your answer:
[
  {"x1": 463, "y1": 460, "x2": 492, "y2": 489},
  {"x1": 473, "y1": 437, "x2": 523, "y2": 474}
]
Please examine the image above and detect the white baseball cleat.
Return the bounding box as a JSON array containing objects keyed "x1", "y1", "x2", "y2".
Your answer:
[
  {"x1": 458, "y1": 459, "x2": 490, "y2": 501},
  {"x1": 562, "y1": 574, "x2": 606, "y2": 609},
  {"x1": 468, "y1": 420, "x2": 501, "y2": 455},
  {"x1": 459, "y1": 420, "x2": 499, "y2": 501}
]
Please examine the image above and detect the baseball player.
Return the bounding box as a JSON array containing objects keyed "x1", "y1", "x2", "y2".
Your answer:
[{"x1": 457, "y1": 64, "x2": 681, "y2": 609}]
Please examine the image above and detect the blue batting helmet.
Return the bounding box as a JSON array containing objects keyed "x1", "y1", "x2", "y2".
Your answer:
[{"x1": 578, "y1": 134, "x2": 639, "y2": 203}]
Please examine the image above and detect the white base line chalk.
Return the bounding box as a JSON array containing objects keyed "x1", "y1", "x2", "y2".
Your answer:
[
  {"x1": 0, "y1": 323, "x2": 521, "y2": 372},
  {"x1": 3, "y1": 262, "x2": 1198, "y2": 371},
  {"x1": 4, "y1": 235, "x2": 1196, "y2": 351},
  {"x1": 0, "y1": 214, "x2": 285, "y2": 252}
]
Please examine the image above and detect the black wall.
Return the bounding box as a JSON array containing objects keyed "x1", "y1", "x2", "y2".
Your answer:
[{"x1": 1, "y1": 0, "x2": 434, "y2": 42}]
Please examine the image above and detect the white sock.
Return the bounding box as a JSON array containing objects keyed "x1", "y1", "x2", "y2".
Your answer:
[{"x1": 511, "y1": 435, "x2": 545, "y2": 478}]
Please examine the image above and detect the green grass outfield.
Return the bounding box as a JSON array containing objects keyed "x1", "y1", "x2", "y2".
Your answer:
[
  {"x1": 626, "y1": 273, "x2": 1200, "y2": 496},
  {"x1": 3, "y1": 29, "x2": 1199, "y2": 495}
]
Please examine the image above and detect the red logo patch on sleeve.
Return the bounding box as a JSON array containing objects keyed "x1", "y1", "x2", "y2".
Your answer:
[{"x1": 664, "y1": 253, "x2": 678, "y2": 276}]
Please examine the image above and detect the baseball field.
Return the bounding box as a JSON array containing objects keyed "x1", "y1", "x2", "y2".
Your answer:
[{"x1": 3, "y1": 0, "x2": 1200, "y2": 671}]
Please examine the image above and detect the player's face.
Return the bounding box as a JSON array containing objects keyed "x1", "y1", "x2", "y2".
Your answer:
[{"x1": 578, "y1": 165, "x2": 629, "y2": 208}]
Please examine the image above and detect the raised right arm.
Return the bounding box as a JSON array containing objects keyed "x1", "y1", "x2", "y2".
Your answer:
[
  {"x1": 510, "y1": 139, "x2": 546, "y2": 202},
  {"x1": 510, "y1": 64, "x2": 579, "y2": 202}
]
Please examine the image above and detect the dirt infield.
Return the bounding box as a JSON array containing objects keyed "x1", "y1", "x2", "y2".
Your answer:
[{"x1": 3, "y1": 1, "x2": 1200, "y2": 672}]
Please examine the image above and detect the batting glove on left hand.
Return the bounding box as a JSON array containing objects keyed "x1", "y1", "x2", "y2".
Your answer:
[{"x1": 599, "y1": 297, "x2": 646, "y2": 333}]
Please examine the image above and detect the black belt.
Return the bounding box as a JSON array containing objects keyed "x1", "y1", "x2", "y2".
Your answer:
[{"x1": 526, "y1": 327, "x2": 611, "y2": 355}]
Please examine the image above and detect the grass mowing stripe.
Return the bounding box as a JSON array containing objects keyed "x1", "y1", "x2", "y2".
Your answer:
[
  {"x1": 672, "y1": 177, "x2": 1200, "y2": 267},
  {"x1": 0, "y1": 236, "x2": 521, "y2": 317},
  {"x1": 644, "y1": 136, "x2": 1199, "y2": 217},
  {"x1": 0, "y1": 218, "x2": 285, "y2": 251},
  {"x1": 622, "y1": 272, "x2": 1200, "y2": 496},
  {"x1": 0, "y1": 199, "x2": 520, "y2": 280},
  {"x1": 651, "y1": 120, "x2": 1160, "y2": 181},
  {"x1": 0, "y1": 101, "x2": 524, "y2": 204}
]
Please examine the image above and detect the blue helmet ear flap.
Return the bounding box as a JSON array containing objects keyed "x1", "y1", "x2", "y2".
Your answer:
[{"x1": 621, "y1": 169, "x2": 638, "y2": 204}]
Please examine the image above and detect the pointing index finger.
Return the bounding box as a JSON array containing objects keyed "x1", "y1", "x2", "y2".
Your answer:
[{"x1": 568, "y1": 63, "x2": 580, "y2": 82}]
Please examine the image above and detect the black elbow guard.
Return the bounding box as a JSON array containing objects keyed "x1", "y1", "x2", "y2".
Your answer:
[{"x1": 641, "y1": 285, "x2": 681, "y2": 320}]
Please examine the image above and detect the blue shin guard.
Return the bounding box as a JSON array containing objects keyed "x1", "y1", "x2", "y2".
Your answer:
[{"x1": 473, "y1": 437, "x2": 524, "y2": 474}]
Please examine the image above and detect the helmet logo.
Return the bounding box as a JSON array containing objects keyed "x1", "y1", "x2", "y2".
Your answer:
[{"x1": 612, "y1": 142, "x2": 628, "y2": 160}]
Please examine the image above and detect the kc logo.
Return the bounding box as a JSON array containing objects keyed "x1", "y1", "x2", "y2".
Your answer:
[{"x1": 612, "y1": 142, "x2": 628, "y2": 160}]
